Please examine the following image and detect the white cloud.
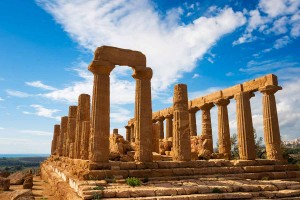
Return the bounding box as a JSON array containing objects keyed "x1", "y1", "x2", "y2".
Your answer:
[
  {"x1": 6, "y1": 90, "x2": 31, "y2": 98},
  {"x1": 192, "y1": 74, "x2": 200, "y2": 79},
  {"x1": 273, "y1": 35, "x2": 291, "y2": 49},
  {"x1": 0, "y1": 97, "x2": 4, "y2": 101},
  {"x1": 19, "y1": 130, "x2": 52, "y2": 136},
  {"x1": 37, "y1": 0, "x2": 246, "y2": 91},
  {"x1": 0, "y1": 127, "x2": 4, "y2": 130},
  {"x1": 26, "y1": 81, "x2": 56, "y2": 91},
  {"x1": 23, "y1": 104, "x2": 60, "y2": 120}
]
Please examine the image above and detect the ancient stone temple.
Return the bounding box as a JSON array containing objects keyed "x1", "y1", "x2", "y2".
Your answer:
[{"x1": 42, "y1": 46, "x2": 300, "y2": 200}]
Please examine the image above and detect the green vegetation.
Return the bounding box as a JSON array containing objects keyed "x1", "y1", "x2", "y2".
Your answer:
[
  {"x1": 92, "y1": 193, "x2": 102, "y2": 200},
  {"x1": 0, "y1": 157, "x2": 47, "y2": 174},
  {"x1": 212, "y1": 187, "x2": 223, "y2": 193},
  {"x1": 93, "y1": 186, "x2": 104, "y2": 190},
  {"x1": 261, "y1": 176, "x2": 269, "y2": 180},
  {"x1": 126, "y1": 177, "x2": 141, "y2": 187}
]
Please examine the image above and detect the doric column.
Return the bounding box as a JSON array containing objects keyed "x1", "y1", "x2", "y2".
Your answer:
[
  {"x1": 130, "y1": 124, "x2": 135, "y2": 142},
  {"x1": 51, "y1": 124, "x2": 60, "y2": 155},
  {"x1": 125, "y1": 126, "x2": 131, "y2": 141},
  {"x1": 215, "y1": 98, "x2": 231, "y2": 159},
  {"x1": 259, "y1": 85, "x2": 283, "y2": 160},
  {"x1": 189, "y1": 107, "x2": 199, "y2": 136},
  {"x1": 66, "y1": 106, "x2": 77, "y2": 158},
  {"x1": 74, "y1": 94, "x2": 90, "y2": 159},
  {"x1": 199, "y1": 103, "x2": 214, "y2": 153},
  {"x1": 172, "y1": 84, "x2": 191, "y2": 161},
  {"x1": 157, "y1": 116, "x2": 165, "y2": 139},
  {"x1": 59, "y1": 116, "x2": 68, "y2": 156},
  {"x1": 81, "y1": 121, "x2": 90, "y2": 160},
  {"x1": 234, "y1": 91, "x2": 256, "y2": 160},
  {"x1": 88, "y1": 61, "x2": 114, "y2": 162},
  {"x1": 165, "y1": 114, "x2": 173, "y2": 138},
  {"x1": 152, "y1": 123, "x2": 160, "y2": 153},
  {"x1": 132, "y1": 67, "x2": 153, "y2": 162}
]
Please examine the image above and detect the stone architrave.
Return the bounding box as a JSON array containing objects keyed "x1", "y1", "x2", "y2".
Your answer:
[
  {"x1": 130, "y1": 124, "x2": 135, "y2": 142},
  {"x1": 58, "y1": 116, "x2": 68, "y2": 156},
  {"x1": 81, "y1": 121, "x2": 90, "y2": 160},
  {"x1": 259, "y1": 85, "x2": 283, "y2": 160},
  {"x1": 74, "y1": 94, "x2": 90, "y2": 159},
  {"x1": 189, "y1": 107, "x2": 199, "y2": 136},
  {"x1": 66, "y1": 106, "x2": 77, "y2": 158},
  {"x1": 172, "y1": 84, "x2": 191, "y2": 161},
  {"x1": 199, "y1": 103, "x2": 215, "y2": 153},
  {"x1": 125, "y1": 126, "x2": 131, "y2": 141},
  {"x1": 152, "y1": 123, "x2": 160, "y2": 153},
  {"x1": 51, "y1": 124, "x2": 60, "y2": 155},
  {"x1": 234, "y1": 91, "x2": 256, "y2": 160},
  {"x1": 165, "y1": 114, "x2": 173, "y2": 138},
  {"x1": 157, "y1": 116, "x2": 165, "y2": 139},
  {"x1": 88, "y1": 62, "x2": 114, "y2": 162},
  {"x1": 132, "y1": 67, "x2": 153, "y2": 162},
  {"x1": 215, "y1": 98, "x2": 231, "y2": 159}
]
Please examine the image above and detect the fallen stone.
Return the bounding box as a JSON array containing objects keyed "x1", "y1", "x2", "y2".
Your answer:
[{"x1": 0, "y1": 177, "x2": 10, "y2": 191}]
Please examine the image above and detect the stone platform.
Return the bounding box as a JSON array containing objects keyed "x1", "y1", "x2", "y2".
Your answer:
[{"x1": 41, "y1": 157, "x2": 300, "y2": 199}]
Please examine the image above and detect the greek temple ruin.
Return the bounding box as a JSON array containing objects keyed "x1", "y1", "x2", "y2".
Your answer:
[{"x1": 42, "y1": 46, "x2": 300, "y2": 200}]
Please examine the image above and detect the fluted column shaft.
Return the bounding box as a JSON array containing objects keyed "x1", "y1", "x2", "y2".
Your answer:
[
  {"x1": 81, "y1": 121, "x2": 90, "y2": 160},
  {"x1": 132, "y1": 68, "x2": 153, "y2": 162},
  {"x1": 234, "y1": 91, "x2": 256, "y2": 160},
  {"x1": 259, "y1": 85, "x2": 283, "y2": 160},
  {"x1": 74, "y1": 94, "x2": 90, "y2": 159},
  {"x1": 88, "y1": 63, "x2": 114, "y2": 162},
  {"x1": 59, "y1": 116, "x2": 68, "y2": 156},
  {"x1": 51, "y1": 124, "x2": 60, "y2": 155},
  {"x1": 130, "y1": 124, "x2": 135, "y2": 142},
  {"x1": 172, "y1": 84, "x2": 191, "y2": 161},
  {"x1": 199, "y1": 103, "x2": 214, "y2": 153},
  {"x1": 157, "y1": 117, "x2": 165, "y2": 139},
  {"x1": 215, "y1": 99, "x2": 231, "y2": 159},
  {"x1": 189, "y1": 108, "x2": 198, "y2": 136},
  {"x1": 152, "y1": 123, "x2": 160, "y2": 153},
  {"x1": 165, "y1": 114, "x2": 173, "y2": 138},
  {"x1": 125, "y1": 126, "x2": 131, "y2": 141},
  {"x1": 66, "y1": 106, "x2": 77, "y2": 158}
]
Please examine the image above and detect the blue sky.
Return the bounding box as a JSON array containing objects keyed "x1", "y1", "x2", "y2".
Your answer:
[{"x1": 0, "y1": 0, "x2": 299, "y2": 154}]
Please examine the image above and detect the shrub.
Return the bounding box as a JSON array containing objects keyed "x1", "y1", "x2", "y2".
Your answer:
[
  {"x1": 126, "y1": 177, "x2": 141, "y2": 187},
  {"x1": 93, "y1": 186, "x2": 104, "y2": 190}
]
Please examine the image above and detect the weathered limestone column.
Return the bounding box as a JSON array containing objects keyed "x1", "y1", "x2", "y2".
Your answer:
[
  {"x1": 234, "y1": 91, "x2": 256, "y2": 160},
  {"x1": 215, "y1": 99, "x2": 231, "y2": 159},
  {"x1": 132, "y1": 67, "x2": 153, "y2": 162},
  {"x1": 66, "y1": 106, "x2": 77, "y2": 158},
  {"x1": 88, "y1": 62, "x2": 114, "y2": 162},
  {"x1": 74, "y1": 94, "x2": 90, "y2": 159},
  {"x1": 259, "y1": 85, "x2": 283, "y2": 160},
  {"x1": 130, "y1": 124, "x2": 135, "y2": 142},
  {"x1": 199, "y1": 103, "x2": 214, "y2": 153},
  {"x1": 189, "y1": 107, "x2": 199, "y2": 136},
  {"x1": 81, "y1": 121, "x2": 90, "y2": 160},
  {"x1": 165, "y1": 114, "x2": 173, "y2": 138},
  {"x1": 172, "y1": 84, "x2": 191, "y2": 161},
  {"x1": 51, "y1": 124, "x2": 60, "y2": 155},
  {"x1": 125, "y1": 126, "x2": 131, "y2": 141},
  {"x1": 152, "y1": 123, "x2": 160, "y2": 153},
  {"x1": 157, "y1": 116, "x2": 165, "y2": 139},
  {"x1": 59, "y1": 116, "x2": 68, "y2": 156}
]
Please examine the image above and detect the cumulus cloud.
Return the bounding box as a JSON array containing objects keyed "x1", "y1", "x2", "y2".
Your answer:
[
  {"x1": 6, "y1": 90, "x2": 32, "y2": 98},
  {"x1": 36, "y1": 0, "x2": 246, "y2": 91},
  {"x1": 26, "y1": 81, "x2": 56, "y2": 91},
  {"x1": 23, "y1": 104, "x2": 60, "y2": 120}
]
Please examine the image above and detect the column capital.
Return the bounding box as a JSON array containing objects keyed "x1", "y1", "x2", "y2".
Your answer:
[
  {"x1": 156, "y1": 116, "x2": 165, "y2": 121},
  {"x1": 259, "y1": 85, "x2": 282, "y2": 95},
  {"x1": 189, "y1": 107, "x2": 199, "y2": 113},
  {"x1": 165, "y1": 114, "x2": 174, "y2": 119},
  {"x1": 152, "y1": 119, "x2": 157, "y2": 123},
  {"x1": 214, "y1": 98, "x2": 230, "y2": 106},
  {"x1": 199, "y1": 102, "x2": 214, "y2": 111},
  {"x1": 132, "y1": 67, "x2": 153, "y2": 80},
  {"x1": 88, "y1": 60, "x2": 115, "y2": 75},
  {"x1": 124, "y1": 125, "x2": 130, "y2": 129},
  {"x1": 234, "y1": 91, "x2": 255, "y2": 100}
]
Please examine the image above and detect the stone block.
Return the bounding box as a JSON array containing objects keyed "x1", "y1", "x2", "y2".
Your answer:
[
  {"x1": 0, "y1": 177, "x2": 10, "y2": 191},
  {"x1": 120, "y1": 162, "x2": 136, "y2": 170}
]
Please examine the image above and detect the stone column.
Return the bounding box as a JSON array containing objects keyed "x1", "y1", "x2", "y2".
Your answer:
[
  {"x1": 125, "y1": 126, "x2": 131, "y2": 141},
  {"x1": 130, "y1": 124, "x2": 135, "y2": 142},
  {"x1": 157, "y1": 116, "x2": 165, "y2": 139},
  {"x1": 165, "y1": 114, "x2": 173, "y2": 138},
  {"x1": 189, "y1": 107, "x2": 199, "y2": 136},
  {"x1": 81, "y1": 121, "x2": 90, "y2": 160},
  {"x1": 259, "y1": 85, "x2": 283, "y2": 160},
  {"x1": 67, "y1": 106, "x2": 77, "y2": 158},
  {"x1": 88, "y1": 62, "x2": 114, "y2": 162},
  {"x1": 172, "y1": 84, "x2": 191, "y2": 161},
  {"x1": 51, "y1": 124, "x2": 60, "y2": 155},
  {"x1": 74, "y1": 94, "x2": 90, "y2": 159},
  {"x1": 199, "y1": 103, "x2": 214, "y2": 153},
  {"x1": 132, "y1": 67, "x2": 153, "y2": 162},
  {"x1": 152, "y1": 123, "x2": 160, "y2": 153},
  {"x1": 58, "y1": 116, "x2": 68, "y2": 157},
  {"x1": 215, "y1": 99, "x2": 231, "y2": 159},
  {"x1": 234, "y1": 92, "x2": 256, "y2": 160}
]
